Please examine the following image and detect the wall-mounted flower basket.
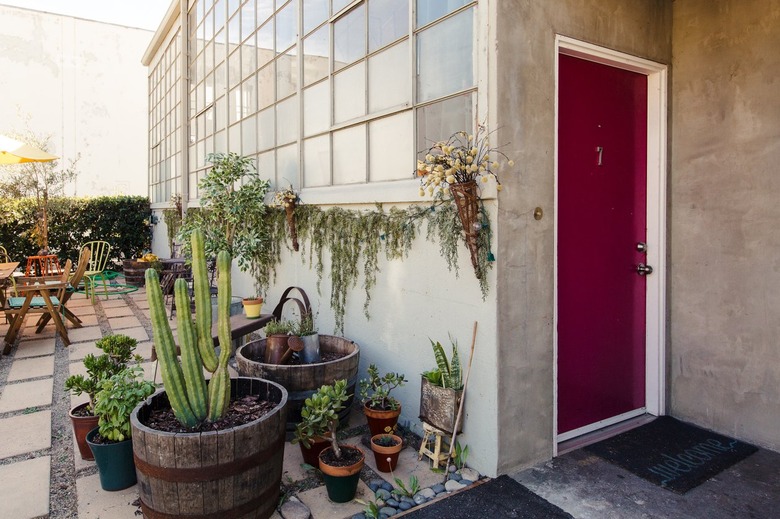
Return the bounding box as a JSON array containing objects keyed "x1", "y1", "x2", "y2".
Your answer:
[{"x1": 449, "y1": 180, "x2": 481, "y2": 276}]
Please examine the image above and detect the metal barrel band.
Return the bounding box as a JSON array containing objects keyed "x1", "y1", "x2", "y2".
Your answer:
[{"x1": 139, "y1": 482, "x2": 278, "y2": 519}]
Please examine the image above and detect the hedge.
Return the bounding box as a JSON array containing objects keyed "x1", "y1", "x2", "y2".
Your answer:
[{"x1": 0, "y1": 196, "x2": 151, "y2": 269}]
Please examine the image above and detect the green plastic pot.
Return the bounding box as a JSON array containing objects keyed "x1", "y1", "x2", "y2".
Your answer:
[
  {"x1": 86, "y1": 427, "x2": 137, "y2": 491},
  {"x1": 318, "y1": 446, "x2": 364, "y2": 503}
]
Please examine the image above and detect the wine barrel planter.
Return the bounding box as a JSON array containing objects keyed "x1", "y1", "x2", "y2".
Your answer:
[
  {"x1": 130, "y1": 378, "x2": 288, "y2": 519},
  {"x1": 122, "y1": 259, "x2": 148, "y2": 287},
  {"x1": 236, "y1": 335, "x2": 359, "y2": 429}
]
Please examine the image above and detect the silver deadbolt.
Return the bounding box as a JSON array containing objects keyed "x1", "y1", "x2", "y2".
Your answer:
[
  {"x1": 636, "y1": 242, "x2": 647, "y2": 253},
  {"x1": 636, "y1": 263, "x2": 653, "y2": 276}
]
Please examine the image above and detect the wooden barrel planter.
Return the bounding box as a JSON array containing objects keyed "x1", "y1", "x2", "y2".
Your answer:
[
  {"x1": 122, "y1": 259, "x2": 148, "y2": 287},
  {"x1": 130, "y1": 378, "x2": 288, "y2": 519},
  {"x1": 236, "y1": 335, "x2": 359, "y2": 430}
]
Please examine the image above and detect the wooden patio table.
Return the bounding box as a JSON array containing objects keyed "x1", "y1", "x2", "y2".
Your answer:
[
  {"x1": 0, "y1": 261, "x2": 20, "y2": 308},
  {"x1": 3, "y1": 277, "x2": 71, "y2": 354}
]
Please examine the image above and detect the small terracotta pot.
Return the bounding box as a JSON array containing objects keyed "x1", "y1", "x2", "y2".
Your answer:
[
  {"x1": 364, "y1": 402, "x2": 402, "y2": 437},
  {"x1": 370, "y1": 434, "x2": 403, "y2": 472},
  {"x1": 242, "y1": 297, "x2": 263, "y2": 318},
  {"x1": 69, "y1": 402, "x2": 99, "y2": 460},
  {"x1": 299, "y1": 436, "x2": 330, "y2": 467}
]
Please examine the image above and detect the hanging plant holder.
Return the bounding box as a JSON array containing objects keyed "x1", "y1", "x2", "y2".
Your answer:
[
  {"x1": 285, "y1": 200, "x2": 299, "y2": 251},
  {"x1": 449, "y1": 180, "x2": 481, "y2": 276}
]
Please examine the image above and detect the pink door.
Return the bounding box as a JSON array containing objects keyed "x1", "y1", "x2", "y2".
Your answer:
[{"x1": 557, "y1": 54, "x2": 649, "y2": 436}]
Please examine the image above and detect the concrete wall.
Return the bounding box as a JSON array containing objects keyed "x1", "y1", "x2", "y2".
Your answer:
[
  {"x1": 670, "y1": 0, "x2": 780, "y2": 450},
  {"x1": 493, "y1": 0, "x2": 672, "y2": 474},
  {"x1": 0, "y1": 6, "x2": 151, "y2": 196}
]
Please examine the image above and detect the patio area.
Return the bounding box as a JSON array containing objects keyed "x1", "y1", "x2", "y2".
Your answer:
[{"x1": 0, "y1": 281, "x2": 778, "y2": 518}]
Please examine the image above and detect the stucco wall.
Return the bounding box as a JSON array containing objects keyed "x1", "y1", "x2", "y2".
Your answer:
[
  {"x1": 670, "y1": 0, "x2": 780, "y2": 450},
  {"x1": 0, "y1": 6, "x2": 150, "y2": 196},
  {"x1": 494, "y1": 0, "x2": 672, "y2": 474}
]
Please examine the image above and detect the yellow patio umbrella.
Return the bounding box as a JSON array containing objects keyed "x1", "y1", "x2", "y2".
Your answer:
[{"x1": 0, "y1": 134, "x2": 58, "y2": 164}]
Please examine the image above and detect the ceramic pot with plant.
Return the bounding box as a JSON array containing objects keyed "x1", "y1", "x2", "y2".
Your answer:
[
  {"x1": 263, "y1": 319, "x2": 299, "y2": 364},
  {"x1": 242, "y1": 295, "x2": 263, "y2": 318},
  {"x1": 292, "y1": 379, "x2": 349, "y2": 467},
  {"x1": 420, "y1": 338, "x2": 464, "y2": 434},
  {"x1": 132, "y1": 228, "x2": 289, "y2": 519},
  {"x1": 303, "y1": 379, "x2": 364, "y2": 503},
  {"x1": 64, "y1": 334, "x2": 142, "y2": 460},
  {"x1": 360, "y1": 364, "x2": 407, "y2": 437},
  {"x1": 86, "y1": 365, "x2": 155, "y2": 491},
  {"x1": 370, "y1": 433, "x2": 403, "y2": 472},
  {"x1": 289, "y1": 313, "x2": 320, "y2": 364}
]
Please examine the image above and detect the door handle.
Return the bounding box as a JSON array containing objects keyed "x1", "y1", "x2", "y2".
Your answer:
[{"x1": 636, "y1": 263, "x2": 653, "y2": 276}]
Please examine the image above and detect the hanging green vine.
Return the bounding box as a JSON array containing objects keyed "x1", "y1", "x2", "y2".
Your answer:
[
  {"x1": 161, "y1": 194, "x2": 182, "y2": 254},
  {"x1": 252, "y1": 199, "x2": 494, "y2": 332}
]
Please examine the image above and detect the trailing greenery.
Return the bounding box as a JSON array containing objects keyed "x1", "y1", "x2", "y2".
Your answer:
[
  {"x1": 0, "y1": 196, "x2": 150, "y2": 267},
  {"x1": 162, "y1": 194, "x2": 183, "y2": 254},
  {"x1": 422, "y1": 337, "x2": 463, "y2": 390},
  {"x1": 253, "y1": 197, "x2": 493, "y2": 331}
]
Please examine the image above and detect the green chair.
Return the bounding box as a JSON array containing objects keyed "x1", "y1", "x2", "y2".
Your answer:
[{"x1": 80, "y1": 241, "x2": 112, "y2": 302}]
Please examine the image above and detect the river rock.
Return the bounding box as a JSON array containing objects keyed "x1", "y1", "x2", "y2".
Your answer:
[
  {"x1": 386, "y1": 498, "x2": 400, "y2": 508},
  {"x1": 448, "y1": 472, "x2": 462, "y2": 482},
  {"x1": 398, "y1": 501, "x2": 413, "y2": 511},
  {"x1": 419, "y1": 488, "x2": 436, "y2": 499},
  {"x1": 445, "y1": 479, "x2": 467, "y2": 492},
  {"x1": 280, "y1": 499, "x2": 311, "y2": 519},
  {"x1": 375, "y1": 488, "x2": 392, "y2": 501},
  {"x1": 430, "y1": 483, "x2": 446, "y2": 494},
  {"x1": 369, "y1": 479, "x2": 385, "y2": 492},
  {"x1": 380, "y1": 481, "x2": 394, "y2": 492},
  {"x1": 379, "y1": 507, "x2": 398, "y2": 517},
  {"x1": 413, "y1": 494, "x2": 428, "y2": 505},
  {"x1": 460, "y1": 467, "x2": 480, "y2": 481}
]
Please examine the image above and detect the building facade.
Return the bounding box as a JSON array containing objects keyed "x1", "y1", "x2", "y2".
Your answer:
[{"x1": 144, "y1": 0, "x2": 780, "y2": 477}]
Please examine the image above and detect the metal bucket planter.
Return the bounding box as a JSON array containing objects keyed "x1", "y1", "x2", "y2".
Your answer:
[
  {"x1": 236, "y1": 335, "x2": 359, "y2": 430},
  {"x1": 130, "y1": 378, "x2": 288, "y2": 519}
]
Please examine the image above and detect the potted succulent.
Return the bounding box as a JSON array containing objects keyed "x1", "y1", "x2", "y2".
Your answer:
[
  {"x1": 370, "y1": 433, "x2": 403, "y2": 473},
  {"x1": 263, "y1": 319, "x2": 297, "y2": 364},
  {"x1": 310, "y1": 380, "x2": 365, "y2": 503},
  {"x1": 64, "y1": 334, "x2": 142, "y2": 460},
  {"x1": 420, "y1": 338, "x2": 464, "y2": 433},
  {"x1": 86, "y1": 366, "x2": 155, "y2": 491},
  {"x1": 360, "y1": 364, "x2": 407, "y2": 437},
  {"x1": 242, "y1": 295, "x2": 264, "y2": 318},
  {"x1": 291, "y1": 379, "x2": 349, "y2": 467},
  {"x1": 290, "y1": 312, "x2": 320, "y2": 364},
  {"x1": 132, "y1": 228, "x2": 288, "y2": 519}
]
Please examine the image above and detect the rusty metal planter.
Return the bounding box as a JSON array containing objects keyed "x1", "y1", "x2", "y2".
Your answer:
[{"x1": 419, "y1": 376, "x2": 463, "y2": 434}]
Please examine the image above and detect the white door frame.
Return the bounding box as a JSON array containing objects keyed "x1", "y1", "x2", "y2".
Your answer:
[{"x1": 553, "y1": 36, "x2": 668, "y2": 450}]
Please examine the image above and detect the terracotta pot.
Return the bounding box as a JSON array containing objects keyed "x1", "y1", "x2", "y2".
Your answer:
[
  {"x1": 318, "y1": 445, "x2": 365, "y2": 503},
  {"x1": 69, "y1": 402, "x2": 99, "y2": 460},
  {"x1": 242, "y1": 297, "x2": 263, "y2": 318},
  {"x1": 370, "y1": 434, "x2": 402, "y2": 473},
  {"x1": 364, "y1": 402, "x2": 402, "y2": 437},
  {"x1": 299, "y1": 436, "x2": 330, "y2": 467}
]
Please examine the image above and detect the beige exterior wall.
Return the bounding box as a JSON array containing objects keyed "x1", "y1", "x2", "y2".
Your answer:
[
  {"x1": 0, "y1": 6, "x2": 151, "y2": 196},
  {"x1": 669, "y1": 0, "x2": 780, "y2": 451},
  {"x1": 493, "y1": 0, "x2": 672, "y2": 473}
]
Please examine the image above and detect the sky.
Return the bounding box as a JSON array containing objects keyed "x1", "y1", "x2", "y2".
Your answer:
[{"x1": 0, "y1": 0, "x2": 172, "y2": 31}]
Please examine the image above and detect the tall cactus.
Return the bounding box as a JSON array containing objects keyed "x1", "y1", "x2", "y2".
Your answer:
[{"x1": 145, "y1": 229, "x2": 233, "y2": 427}]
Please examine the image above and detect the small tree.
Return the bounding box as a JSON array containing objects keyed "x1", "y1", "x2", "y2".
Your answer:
[
  {"x1": 0, "y1": 129, "x2": 79, "y2": 252},
  {"x1": 178, "y1": 152, "x2": 271, "y2": 291}
]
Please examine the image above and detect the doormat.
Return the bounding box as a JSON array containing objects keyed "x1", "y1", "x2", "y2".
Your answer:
[
  {"x1": 584, "y1": 416, "x2": 758, "y2": 494},
  {"x1": 399, "y1": 475, "x2": 573, "y2": 519}
]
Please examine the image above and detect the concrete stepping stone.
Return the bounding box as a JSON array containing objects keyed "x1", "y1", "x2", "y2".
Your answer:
[
  {"x1": 76, "y1": 473, "x2": 139, "y2": 518},
  {"x1": 67, "y1": 326, "x2": 103, "y2": 343},
  {"x1": 119, "y1": 326, "x2": 149, "y2": 342},
  {"x1": 14, "y1": 338, "x2": 55, "y2": 358},
  {"x1": 0, "y1": 410, "x2": 51, "y2": 458},
  {"x1": 297, "y1": 480, "x2": 371, "y2": 519},
  {"x1": 0, "y1": 378, "x2": 53, "y2": 413},
  {"x1": 100, "y1": 298, "x2": 129, "y2": 308},
  {"x1": 103, "y1": 306, "x2": 135, "y2": 318},
  {"x1": 68, "y1": 341, "x2": 99, "y2": 361},
  {"x1": 108, "y1": 315, "x2": 142, "y2": 330},
  {"x1": 0, "y1": 456, "x2": 50, "y2": 518},
  {"x1": 7, "y1": 355, "x2": 54, "y2": 381}
]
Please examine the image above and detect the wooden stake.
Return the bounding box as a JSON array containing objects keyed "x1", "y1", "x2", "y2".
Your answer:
[{"x1": 444, "y1": 321, "x2": 478, "y2": 474}]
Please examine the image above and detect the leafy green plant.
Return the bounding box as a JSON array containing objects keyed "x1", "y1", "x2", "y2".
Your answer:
[
  {"x1": 162, "y1": 194, "x2": 183, "y2": 254},
  {"x1": 392, "y1": 475, "x2": 420, "y2": 498},
  {"x1": 422, "y1": 337, "x2": 463, "y2": 390},
  {"x1": 355, "y1": 498, "x2": 381, "y2": 519},
  {"x1": 92, "y1": 366, "x2": 155, "y2": 442},
  {"x1": 64, "y1": 334, "x2": 142, "y2": 413},
  {"x1": 291, "y1": 380, "x2": 350, "y2": 456},
  {"x1": 453, "y1": 441, "x2": 470, "y2": 470},
  {"x1": 291, "y1": 313, "x2": 317, "y2": 337},
  {"x1": 264, "y1": 319, "x2": 294, "y2": 336},
  {"x1": 178, "y1": 152, "x2": 271, "y2": 291},
  {"x1": 146, "y1": 228, "x2": 234, "y2": 427},
  {"x1": 359, "y1": 364, "x2": 407, "y2": 411}
]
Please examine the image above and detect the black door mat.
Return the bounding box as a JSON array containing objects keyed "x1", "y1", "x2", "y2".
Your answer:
[
  {"x1": 399, "y1": 475, "x2": 573, "y2": 519},
  {"x1": 584, "y1": 416, "x2": 758, "y2": 494}
]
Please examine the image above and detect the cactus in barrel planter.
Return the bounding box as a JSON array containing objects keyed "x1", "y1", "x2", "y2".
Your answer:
[{"x1": 144, "y1": 228, "x2": 233, "y2": 427}]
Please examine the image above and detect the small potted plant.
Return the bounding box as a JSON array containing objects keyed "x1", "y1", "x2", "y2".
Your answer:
[
  {"x1": 360, "y1": 364, "x2": 407, "y2": 437},
  {"x1": 64, "y1": 334, "x2": 142, "y2": 460},
  {"x1": 312, "y1": 380, "x2": 365, "y2": 503},
  {"x1": 370, "y1": 432, "x2": 403, "y2": 472},
  {"x1": 242, "y1": 295, "x2": 264, "y2": 318},
  {"x1": 289, "y1": 312, "x2": 320, "y2": 364},
  {"x1": 420, "y1": 338, "x2": 464, "y2": 434},
  {"x1": 263, "y1": 319, "x2": 296, "y2": 364},
  {"x1": 292, "y1": 379, "x2": 349, "y2": 467},
  {"x1": 86, "y1": 365, "x2": 155, "y2": 491}
]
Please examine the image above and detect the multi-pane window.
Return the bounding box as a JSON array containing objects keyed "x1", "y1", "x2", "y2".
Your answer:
[{"x1": 159, "y1": 0, "x2": 477, "y2": 201}]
